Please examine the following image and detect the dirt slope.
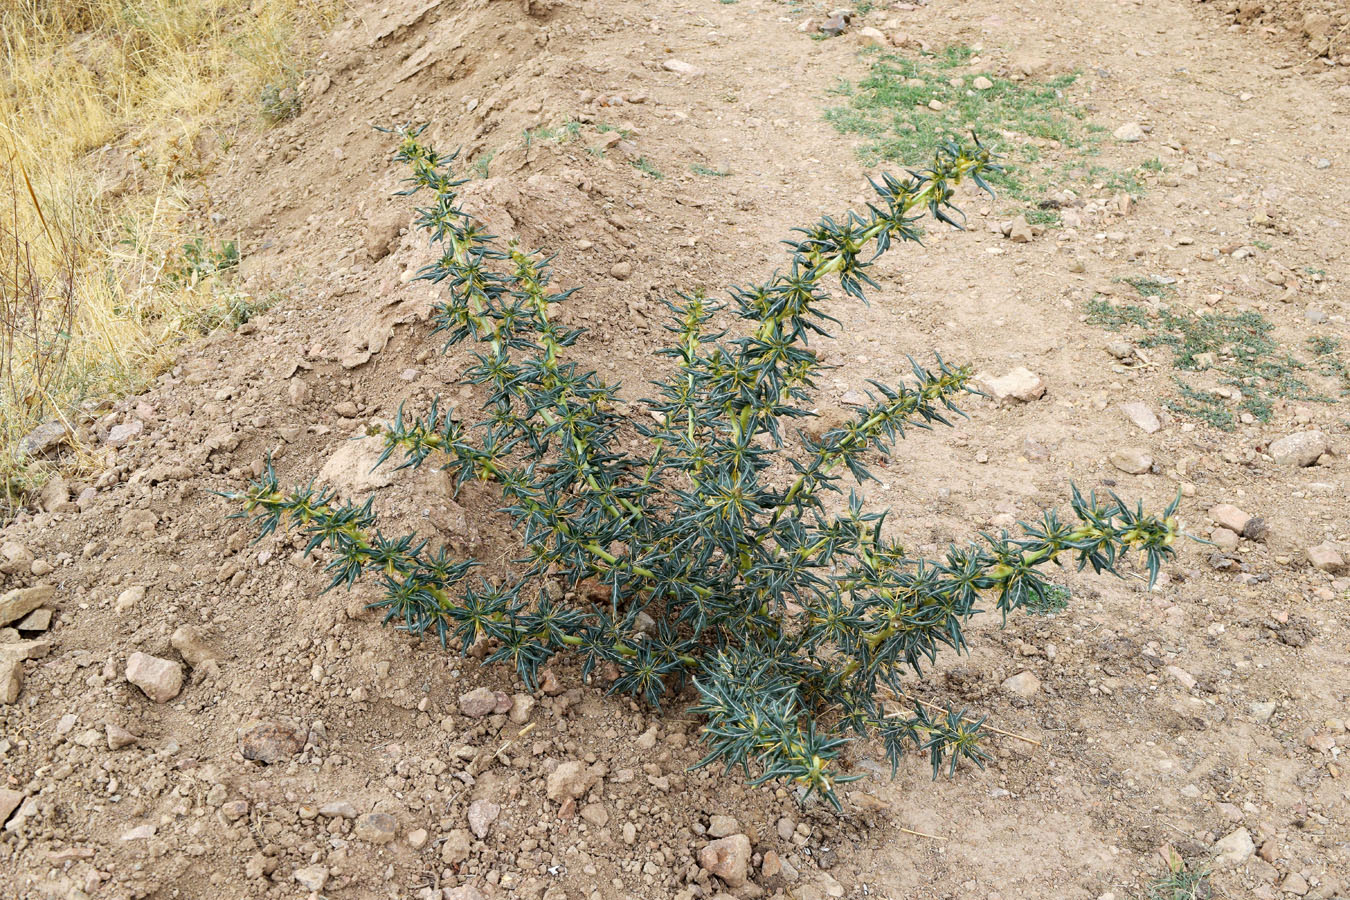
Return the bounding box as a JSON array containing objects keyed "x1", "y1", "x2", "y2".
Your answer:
[{"x1": 2, "y1": 1, "x2": 1348, "y2": 899}]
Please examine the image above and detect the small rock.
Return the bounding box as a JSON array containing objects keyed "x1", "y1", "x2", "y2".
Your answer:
[
  {"x1": 115, "y1": 585, "x2": 146, "y2": 612},
  {"x1": 120, "y1": 824, "x2": 156, "y2": 841},
  {"x1": 546, "y1": 760, "x2": 598, "y2": 802},
  {"x1": 0, "y1": 584, "x2": 55, "y2": 627},
  {"x1": 581, "y1": 803, "x2": 609, "y2": 827},
  {"x1": 856, "y1": 26, "x2": 887, "y2": 47},
  {"x1": 443, "y1": 887, "x2": 485, "y2": 900},
  {"x1": 1113, "y1": 122, "x2": 1145, "y2": 142},
  {"x1": 1242, "y1": 517, "x2": 1269, "y2": 542},
  {"x1": 0, "y1": 658, "x2": 20, "y2": 704},
  {"x1": 18, "y1": 422, "x2": 70, "y2": 458},
  {"x1": 1119, "y1": 402, "x2": 1161, "y2": 434},
  {"x1": 610, "y1": 260, "x2": 633, "y2": 280},
  {"x1": 1165, "y1": 665, "x2": 1197, "y2": 690},
  {"x1": 440, "y1": 829, "x2": 472, "y2": 864},
  {"x1": 1209, "y1": 503, "x2": 1252, "y2": 534},
  {"x1": 318, "y1": 436, "x2": 397, "y2": 497},
  {"x1": 15, "y1": 608, "x2": 50, "y2": 633},
  {"x1": 819, "y1": 13, "x2": 849, "y2": 36},
  {"x1": 708, "y1": 815, "x2": 740, "y2": 838},
  {"x1": 105, "y1": 419, "x2": 144, "y2": 448},
  {"x1": 1210, "y1": 528, "x2": 1240, "y2": 552},
  {"x1": 1107, "y1": 341, "x2": 1136, "y2": 360},
  {"x1": 509, "y1": 693, "x2": 536, "y2": 724},
  {"x1": 354, "y1": 812, "x2": 397, "y2": 844},
  {"x1": 1001, "y1": 671, "x2": 1040, "y2": 698},
  {"x1": 459, "y1": 687, "x2": 505, "y2": 718},
  {"x1": 365, "y1": 214, "x2": 402, "y2": 261},
  {"x1": 319, "y1": 801, "x2": 357, "y2": 819},
  {"x1": 125, "y1": 651, "x2": 183, "y2": 703},
  {"x1": 1250, "y1": 701, "x2": 1277, "y2": 723},
  {"x1": 1109, "y1": 447, "x2": 1153, "y2": 475},
  {"x1": 222, "y1": 800, "x2": 249, "y2": 821},
  {"x1": 467, "y1": 799, "x2": 500, "y2": 839},
  {"x1": 170, "y1": 625, "x2": 218, "y2": 668},
  {"x1": 1008, "y1": 215, "x2": 1034, "y2": 243},
  {"x1": 293, "y1": 866, "x2": 329, "y2": 891},
  {"x1": 972, "y1": 75, "x2": 994, "y2": 90},
  {"x1": 1306, "y1": 543, "x2": 1345, "y2": 573},
  {"x1": 662, "y1": 59, "x2": 700, "y2": 76},
  {"x1": 1268, "y1": 431, "x2": 1327, "y2": 467},
  {"x1": 407, "y1": 828, "x2": 428, "y2": 849},
  {"x1": 240, "y1": 720, "x2": 307, "y2": 764},
  {"x1": 1213, "y1": 827, "x2": 1254, "y2": 868},
  {"x1": 979, "y1": 367, "x2": 1045, "y2": 404},
  {"x1": 0, "y1": 788, "x2": 24, "y2": 823},
  {"x1": 106, "y1": 723, "x2": 138, "y2": 750},
  {"x1": 699, "y1": 834, "x2": 752, "y2": 887},
  {"x1": 1281, "y1": 872, "x2": 1309, "y2": 896}
]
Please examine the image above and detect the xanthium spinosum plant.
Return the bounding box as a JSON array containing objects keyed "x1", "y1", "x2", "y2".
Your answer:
[{"x1": 233, "y1": 126, "x2": 1181, "y2": 808}]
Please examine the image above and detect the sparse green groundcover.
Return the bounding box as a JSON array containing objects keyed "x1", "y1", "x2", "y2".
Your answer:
[
  {"x1": 233, "y1": 129, "x2": 1181, "y2": 808},
  {"x1": 1087, "y1": 291, "x2": 1340, "y2": 430},
  {"x1": 825, "y1": 45, "x2": 1158, "y2": 218},
  {"x1": 1146, "y1": 849, "x2": 1212, "y2": 900}
]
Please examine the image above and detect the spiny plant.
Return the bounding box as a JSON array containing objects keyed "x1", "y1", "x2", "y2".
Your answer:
[{"x1": 231, "y1": 126, "x2": 1181, "y2": 808}]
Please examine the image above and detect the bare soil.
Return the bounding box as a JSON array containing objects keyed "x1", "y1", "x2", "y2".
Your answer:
[{"x1": 2, "y1": 1, "x2": 1348, "y2": 899}]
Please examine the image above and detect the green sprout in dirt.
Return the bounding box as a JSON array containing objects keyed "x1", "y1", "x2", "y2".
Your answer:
[
  {"x1": 166, "y1": 237, "x2": 239, "y2": 287},
  {"x1": 691, "y1": 164, "x2": 732, "y2": 177},
  {"x1": 231, "y1": 127, "x2": 1181, "y2": 809},
  {"x1": 1087, "y1": 297, "x2": 1334, "y2": 430},
  {"x1": 260, "y1": 78, "x2": 301, "y2": 123},
  {"x1": 1147, "y1": 848, "x2": 1211, "y2": 900},
  {"x1": 630, "y1": 157, "x2": 663, "y2": 179}
]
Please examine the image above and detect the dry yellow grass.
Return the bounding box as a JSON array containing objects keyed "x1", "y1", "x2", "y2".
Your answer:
[{"x1": 0, "y1": 0, "x2": 338, "y2": 496}]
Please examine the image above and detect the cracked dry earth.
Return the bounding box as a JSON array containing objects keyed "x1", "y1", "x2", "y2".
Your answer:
[{"x1": 2, "y1": 0, "x2": 1349, "y2": 899}]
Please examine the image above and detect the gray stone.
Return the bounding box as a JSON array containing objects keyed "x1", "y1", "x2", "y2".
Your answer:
[
  {"x1": 125, "y1": 651, "x2": 183, "y2": 703},
  {"x1": 1306, "y1": 543, "x2": 1345, "y2": 573},
  {"x1": 467, "y1": 799, "x2": 499, "y2": 839},
  {"x1": 1109, "y1": 447, "x2": 1152, "y2": 475},
  {"x1": 1113, "y1": 122, "x2": 1145, "y2": 142},
  {"x1": 699, "y1": 834, "x2": 752, "y2": 887},
  {"x1": 1001, "y1": 671, "x2": 1041, "y2": 698},
  {"x1": 1268, "y1": 431, "x2": 1327, "y2": 467},
  {"x1": 546, "y1": 760, "x2": 598, "y2": 802},
  {"x1": 1119, "y1": 402, "x2": 1161, "y2": 434},
  {"x1": 293, "y1": 866, "x2": 329, "y2": 891},
  {"x1": 18, "y1": 422, "x2": 70, "y2": 458},
  {"x1": 0, "y1": 584, "x2": 55, "y2": 627},
  {"x1": 354, "y1": 812, "x2": 397, "y2": 844},
  {"x1": 1209, "y1": 503, "x2": 1251, "y2": 534},
  {"x1": 440, "y1": 829, "x2": 472, "y2": 864},
  {"x1": 979, "y1": 367, "x2": 1045, "y2": 404},
  {"x1": 708, "y1": 814, "x2": 740, "y2": 838},
  {"x1": 1213, "y1": 827, "x2": 1254, "y2": 868}
]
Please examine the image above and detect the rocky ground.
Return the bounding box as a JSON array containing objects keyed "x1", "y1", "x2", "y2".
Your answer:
[{"x1": 2, "y1": 0, "x2": 1349, "y2": 899}]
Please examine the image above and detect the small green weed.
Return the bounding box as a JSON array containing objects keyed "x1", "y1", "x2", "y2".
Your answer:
[
  {"x1": 825, "y1": 46, "x2": 1089, "y2": 206},
  {"x1": 472, "y1": 150, "x2": 496, "y2": 179},
  {"x1": 1087, "y1": 298, "x2": 1334, "y2": 429},
  {"x1": 523, "y1": 120, "x2": 581, "y2": 148},
  {"x1": 630, "y1": 157, "x2": 663, "y2": 179},
  {"x1": 1310, "y1": 336, "x2": 1350, "y2": 395},
  {"x1": 260, "y1": 79, "x2": 301, "y2": 123},
  {"x1": 1120, "y1": 275, "x2": 1175, "y2": 298},
  {"x1": 691, "y1": 164, "x2": 732, "y2": 177},
  {"x1": 1024, "y1": 583, "x2": 1070, "y2": 616},
  {"x1": 1146, "y1": 850, "x2": 1211, "y2": 900},
  {"x1": 189, "y1": 289, "x2": 282, "y2": 334},
  {"x1": 167, "y1": 237, "x2": 239, "y2": 287}
]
